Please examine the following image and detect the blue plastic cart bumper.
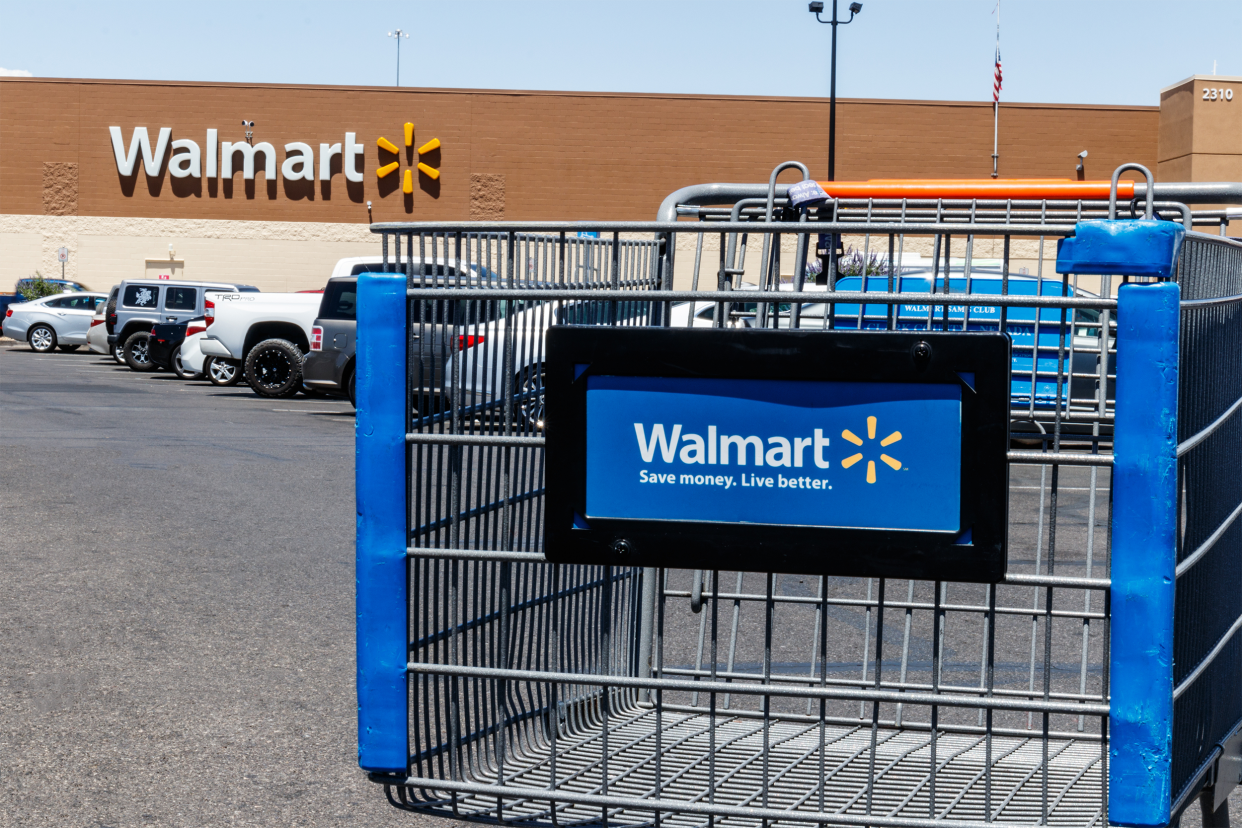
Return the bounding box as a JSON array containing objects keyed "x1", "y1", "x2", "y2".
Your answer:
[
  {"x1": 355, "y1": 272, "x2": 409, "y2": 774},
  {"x1": 1056, "y1": 220, "x2": 1185, "y2": 280}
]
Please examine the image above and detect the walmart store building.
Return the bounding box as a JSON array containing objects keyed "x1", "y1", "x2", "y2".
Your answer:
[{"x1": 0, "y1": 75, "x2": 1238, "y2": 293}]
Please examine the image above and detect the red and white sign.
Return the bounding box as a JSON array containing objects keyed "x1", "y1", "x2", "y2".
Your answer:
[{"x1": 57, "y1": 247, "x2": 69, "y2": 262}]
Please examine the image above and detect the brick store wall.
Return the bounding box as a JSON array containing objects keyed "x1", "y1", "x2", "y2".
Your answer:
[
  {"x1": 0, "y1": 77, "x2": 1165, "y2": 292},
  {"x1": 1, "y1": 78, "x2": 1160, "y2": 226}
]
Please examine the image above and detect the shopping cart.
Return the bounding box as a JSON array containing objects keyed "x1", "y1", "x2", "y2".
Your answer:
[{"x1": 355, "y1": 163, "x2": 1242, "y2": 828}]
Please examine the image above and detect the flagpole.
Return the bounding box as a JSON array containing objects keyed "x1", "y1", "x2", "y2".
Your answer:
[
  {"x1": 992, "y1": 1, "x2": 1000, "y2": 178},
  {"x1": 992, "y1": 101, "x2": 999, "y2": 179}
]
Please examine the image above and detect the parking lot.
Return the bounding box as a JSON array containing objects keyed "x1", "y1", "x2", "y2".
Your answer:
[{"x1": 0, "y1": 341, "x2": 437, "y2": 827}]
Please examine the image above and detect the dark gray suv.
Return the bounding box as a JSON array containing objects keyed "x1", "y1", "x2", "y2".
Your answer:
[
  {"x1": 301, "y1": 274, "x2": 496, "y2": 408},
  {"x1": 302, "y1": 270, "x2": 546, "y2": 409},
  {"x1": 302, "y1": 277, "x2": 359, "y2": 404}
]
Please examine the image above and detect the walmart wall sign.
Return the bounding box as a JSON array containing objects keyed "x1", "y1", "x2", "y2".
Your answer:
[
  {"x1": 107, "y1": 125, "x2": 441, "y2": 189},
  {"x1": 545, "y1": 327, "x2": 1012, "y2": 582}
]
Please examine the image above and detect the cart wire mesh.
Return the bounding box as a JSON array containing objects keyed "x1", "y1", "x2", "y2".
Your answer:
[
  {"x1": 1170, "y1": 232, "x2": 1242, "y2": 814},
  {"x1": 358, "y1": 192, "x2": 1239, "y2": 828}
]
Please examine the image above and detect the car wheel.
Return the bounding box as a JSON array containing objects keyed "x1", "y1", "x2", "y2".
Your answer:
[
  {"x1": 110, "y1": 342, "x2": 126, "y2": 364},
  {"x1": 348, "y1": 371, "x2": 356, "y2": 408},
  {"x1": 204, "y1": 356, "x2": 241, "y2": 386},
  {"x1": 28, "y1": 324, "x2": 57, "y2": 353},
  {"x1": 172, "y1": 346, "x2": 203, "y2": 381},
  {"x1": 123, "y1": 331, "x2": 155, "y2": 371},
  {"x1": 244, "y1": 338, "x2": 303, "y2": 398},
  {"x1": 58, "y1": 344, "x2": 81, "y2": 352},
  {"x1": 515, "y1": 364, "x2": 546, "y2": 432}
]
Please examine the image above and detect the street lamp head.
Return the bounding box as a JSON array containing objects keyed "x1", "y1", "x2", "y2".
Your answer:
[
  {"x1": 808, "y1": 2, "x2": 824, "y2": 13},
  {"x1": 849, "y1": 2, "x2": 863, "y2": 14}
]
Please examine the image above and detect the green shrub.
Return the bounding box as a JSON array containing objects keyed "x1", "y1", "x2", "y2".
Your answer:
[{"x1": 17, "y1": 272, "x2": 62, "y2": 301}]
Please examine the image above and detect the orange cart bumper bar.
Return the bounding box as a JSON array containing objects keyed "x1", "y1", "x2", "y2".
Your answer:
[{"x1": 817, "y1": 179, "x2": 1136, "y2": 200}]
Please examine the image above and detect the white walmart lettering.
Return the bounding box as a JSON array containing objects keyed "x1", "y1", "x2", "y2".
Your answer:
[
  {"x1": 222, "y1": 141, "x2": 276, "y2": 180},
  {"x1": 109, "y1": 126, "x2": 171, "y2": 176},
  {"x1": 635, "y1": 424, "x2": 830, "y2": 469},
  {"x1": 109, "y1": 128, "x2": 370, "y2": 185}
]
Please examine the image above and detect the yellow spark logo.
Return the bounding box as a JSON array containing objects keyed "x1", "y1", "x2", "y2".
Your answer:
[
  {"x1": 840, "y1": 416, "x2": 903, "y2": 484},
  {"x1": 376, "y1": 122, "x2": 441, "y2": 193}
]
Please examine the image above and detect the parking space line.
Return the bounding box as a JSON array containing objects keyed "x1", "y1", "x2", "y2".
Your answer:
[
  {"x1": 271, "y1": 408, "x2": 354, "y2": 413},
  {"x1": 267, "y1": 399, "x2": 352, "y2": 405}
]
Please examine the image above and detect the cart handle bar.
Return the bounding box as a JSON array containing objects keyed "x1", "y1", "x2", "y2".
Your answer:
[{"x1": 818, "y1": 179, "x2": 1135, "y2": 200}]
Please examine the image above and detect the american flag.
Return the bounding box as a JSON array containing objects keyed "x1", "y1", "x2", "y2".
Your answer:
[{"x1": 993, "y1": 45, "x2": 1003, "y2": 103}]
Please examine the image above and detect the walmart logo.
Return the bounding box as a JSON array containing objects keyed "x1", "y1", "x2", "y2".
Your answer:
[
  {"x1": 376, "y1": 122, "x2": 441, "y2": 192},
  {"x1": 840, "y1": 416, "x2": 903, "y2": 484}
]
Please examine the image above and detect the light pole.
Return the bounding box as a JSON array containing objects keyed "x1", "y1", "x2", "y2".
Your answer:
[
  {"x1": 809, "y1": 1, "x2": 862, "y2": 182},
  {"x1": 387, "y1": 29, "x2": 409, "y2": 86}
]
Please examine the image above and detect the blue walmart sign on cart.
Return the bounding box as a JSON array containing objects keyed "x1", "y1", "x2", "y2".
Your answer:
[
  {"x1": 545, "y1": 327, "x2": 1011, "y2": 582},
  {"x1": 585, "y1": 376, "x2": 962, "y2": 533}
]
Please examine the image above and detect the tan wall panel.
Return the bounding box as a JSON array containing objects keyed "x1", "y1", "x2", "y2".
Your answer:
[
  {"x1": 73, "y1": 235, "x2": 378, "y2": 293},
  {"x1": 1159, "y1": 80, "x2": 1195, "y2": 163},
  {"x1": 0, "y1": 215, "x2": 379, "y2": 292},
  {"x1": 0, "y1": 232, "x2": 44, "y2": 285},
  {"x1": 1191, "y1": 154, "x2": 1242, "y2": 184},
  {"x1": 1157, "y1": 154, "x2": 1194, "y2": 183}
]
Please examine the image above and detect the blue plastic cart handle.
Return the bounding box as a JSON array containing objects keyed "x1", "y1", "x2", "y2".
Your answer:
[{"x1": 1056, "y1": 220, "x2": 1185, "y2": 280}]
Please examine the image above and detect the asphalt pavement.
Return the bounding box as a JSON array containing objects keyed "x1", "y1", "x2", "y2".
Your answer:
[
  {"x1": 0, "y1": 342, "x2": 436, "y2": 828},
  {"x1": 1, "y1": 340, "x2": 1235, "y2": 828}
]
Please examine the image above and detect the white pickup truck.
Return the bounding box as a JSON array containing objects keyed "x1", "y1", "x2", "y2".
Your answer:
[{"x1": 193, "y1": 291, "x2": 322, "y2": 397}]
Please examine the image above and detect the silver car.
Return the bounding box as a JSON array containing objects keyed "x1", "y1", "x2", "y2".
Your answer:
[{"x1": 3, "y1": 291, "x2": 108, "y2": 352}]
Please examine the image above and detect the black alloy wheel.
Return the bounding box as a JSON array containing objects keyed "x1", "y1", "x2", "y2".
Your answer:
[
  {"x1": 244, "y1": 338, "x2": 303, "y2": 398},
  {"x1": 515, "y1": 364, "x2": 546, "y2": 432}
]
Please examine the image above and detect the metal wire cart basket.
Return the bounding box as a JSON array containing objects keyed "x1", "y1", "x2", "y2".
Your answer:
[{"x1": 355, "y1": 163, "x2": 1242, "y2": 828}]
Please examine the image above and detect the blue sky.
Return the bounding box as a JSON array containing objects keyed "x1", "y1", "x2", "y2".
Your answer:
[{"x1": 1, "y1": 0, "x2": 1237, "y2": 105}]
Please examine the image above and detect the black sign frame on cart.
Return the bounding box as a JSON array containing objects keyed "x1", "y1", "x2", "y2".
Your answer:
[{"x1": 544, "y1": 327, "x2": 1011, "y2": 583}]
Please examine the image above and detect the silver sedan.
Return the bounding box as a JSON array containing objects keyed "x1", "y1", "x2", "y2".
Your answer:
[{"x1": 3, "y1": 292, "x2": 108, "y2": 353}]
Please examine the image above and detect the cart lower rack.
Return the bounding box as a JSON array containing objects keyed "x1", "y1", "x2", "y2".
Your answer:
[{"x1": 355, "y1": 166, "x2": 1242, "y2": 828}]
